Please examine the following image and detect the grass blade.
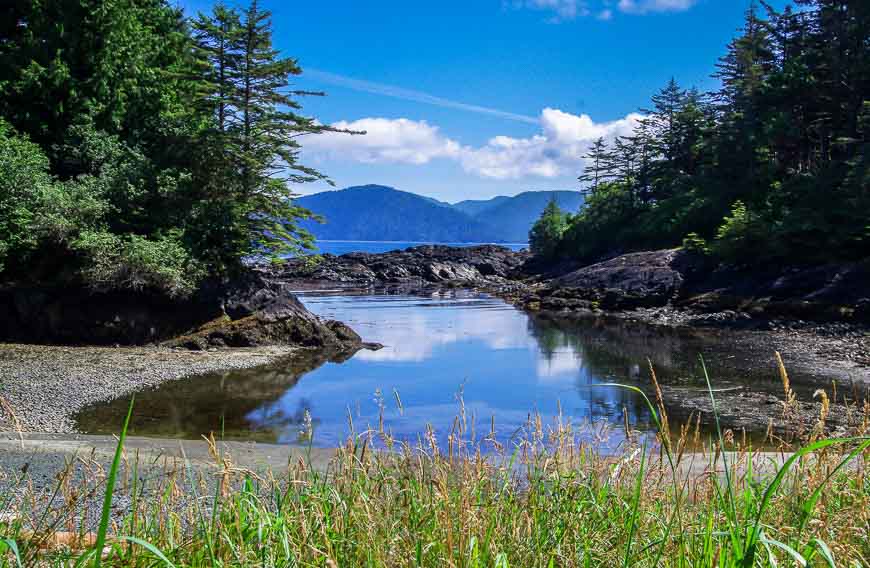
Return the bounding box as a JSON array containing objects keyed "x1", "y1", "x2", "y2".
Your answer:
[
  {"x1": 798, "y1": 438, "x2": 870, "y2": 533},
  {"x1": 93, "y1": 395, "x2": 135, "y2": 567},
  {"x1": 0, "y1": 538, "x2": 23, "y2": 568},
  {"x1": 760, "y1": 534, "x2": 807, "y2": 567},
  {"x1": 746, "y1": 436, "x2": 869, "y2": 563},
  {"x1": 622, "y1": 440, "x2": 647, "y2": 568},
  {"x1": 119, "y1": 536, "x2": 178, "y2": 567},
  {"x1": 806, "y1": 538, "x2": 836, "y2": 568}
]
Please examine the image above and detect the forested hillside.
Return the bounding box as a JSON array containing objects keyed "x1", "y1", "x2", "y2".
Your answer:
[
  {"x1": 296, "y1": 185, "x2": 501, "y2": 242},
  {"x1": 297, "y1": 186, "x2": 582, "y2": 243},
  {"x1": 532, "y1": 0, "x2": 869, "y2": 265},
  {"x1": 452, "y1": 196, "x2": 513, "y2": 217},
  {"x1": 0, "y1": 0, "x2": 332, "y2": 297}
]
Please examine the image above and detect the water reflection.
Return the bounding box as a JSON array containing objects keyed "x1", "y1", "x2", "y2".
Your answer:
[{"x1": 75, "y1": 291, "x2": 788, "y2": 449}]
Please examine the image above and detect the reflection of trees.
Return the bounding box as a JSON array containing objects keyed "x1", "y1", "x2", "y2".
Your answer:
[
  {"x1": 526, "y1": 313, "x2": 718, "y2": 427},
  {"x1": 532, "y1": 324, "x2": 565, "y2": 361},
  {"x1": 75, "y1": 349, "x2": 343, "y2": 442}
]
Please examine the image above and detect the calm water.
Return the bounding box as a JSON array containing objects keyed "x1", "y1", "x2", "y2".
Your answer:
[
  {"x1": 76, "y1": 291, "x2": 798, "y2": 449},
  {"x1": 312, "y1": 240, "x2": 528, "y2": 256}
]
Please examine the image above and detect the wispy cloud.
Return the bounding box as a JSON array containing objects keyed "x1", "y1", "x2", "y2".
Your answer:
[
  {"x1": 617, "y1": 0, "x2": 696, "y2": 14},
  {"x1": 304, "y1": 69, "x2": 539, "y2": 125},
  {"x1": 514, "y1": 0, "x2": 590, "y2": 22},
  {"x1": 509, "y1": 0, "x2": 696, "y2": 20}
]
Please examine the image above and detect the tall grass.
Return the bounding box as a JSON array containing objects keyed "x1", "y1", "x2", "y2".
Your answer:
[{"x1": 0, "y1": 354, "x2": 868, "y2": 567}]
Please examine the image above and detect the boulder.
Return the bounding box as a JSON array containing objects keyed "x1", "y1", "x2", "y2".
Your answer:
[{"x1": 549, "y1": 249, "x2": 689, "y2": 309}]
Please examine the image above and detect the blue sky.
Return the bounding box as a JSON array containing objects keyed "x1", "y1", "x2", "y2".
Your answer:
[{"x1": 179, "y1": 0, "x2": 790, "y2": 203}]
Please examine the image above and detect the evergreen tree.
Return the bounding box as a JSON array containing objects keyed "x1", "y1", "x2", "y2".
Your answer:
[
  {"x1": 529, "y1": 198, "x2": 568, "y2": 260},
  {"x1": 228, "y1": 0, "x2": 336, "y2": 260},
  {"x1": 192, "y1": 4, "x2": 242, "y2": 134},
  {"x1": 578, "y1": 137, "x2": 614, "y2": 195}
]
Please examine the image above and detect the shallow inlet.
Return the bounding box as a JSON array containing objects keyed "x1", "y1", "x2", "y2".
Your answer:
[{"x1": 75, "y1": 291, "x2": 803, "y2": 449}]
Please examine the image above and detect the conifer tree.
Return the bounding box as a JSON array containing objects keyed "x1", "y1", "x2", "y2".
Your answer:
[
  {"x1": 191, "y1": 0, "x2": 354, "y2": 262},
  {"x1": 192, "y1": 4, "x2": 242, "y2": 133},
  {"x1": 529, "y1": 198, "x2": 568, "y2": 260},
  {"x1": 578, "y1": 137, "x2": 614, "y2": 195}
]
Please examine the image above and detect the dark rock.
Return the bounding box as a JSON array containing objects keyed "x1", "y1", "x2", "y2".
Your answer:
[
  {"x1": 544, "y1": 249, "x2": 689, "y2": 310},
  {"x1": 277, "y1": 245, "x2": 529, "y2": 290},
  {"x1": 677, "y1": 258, "x2": 870, "y2": 323},
  {"x1": 519, "y1": 248, "x2": 870, "y2": 326},
  {"x1": 0, "y1": 268, "x2": 369, "y2": 351}
]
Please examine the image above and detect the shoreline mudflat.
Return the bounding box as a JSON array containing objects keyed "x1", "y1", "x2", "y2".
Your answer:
[{"x1": 0, "y1": 344, "x2": 300, "y2": 433}]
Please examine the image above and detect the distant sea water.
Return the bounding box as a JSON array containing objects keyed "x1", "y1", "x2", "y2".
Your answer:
[{"x1": 312, "y1": 240, "x2": 528, "y2": 256}]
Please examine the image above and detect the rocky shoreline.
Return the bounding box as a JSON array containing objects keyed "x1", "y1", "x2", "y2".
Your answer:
[
  {"x1": 275, "y1": 245, "x2": 870, "y2": 436},
  {"x1": 1, "y1": 244, "x2": 868, "y2": 439},
  {"x1": 276, "y1": 244, "x2": 529, "y2": 291},
  {"x1": 0, "y1": 344, "x2": 294, "y2": 433}
]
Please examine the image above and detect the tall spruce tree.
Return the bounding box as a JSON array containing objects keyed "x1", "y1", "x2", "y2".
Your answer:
[
  {"x1": 190, "y1": 1, "x2": 355, "y2": 264},
  {"x1": 192, "y1": 4, "x2": 242, "y2": 134},
  {"x1": 578, "y1": 137, "x2": 614, "y2": 195}
]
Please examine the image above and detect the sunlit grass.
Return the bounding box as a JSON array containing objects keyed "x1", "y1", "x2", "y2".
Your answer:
[{"x1": 0, "y1": 353, "x2": 868, "y2": 567}]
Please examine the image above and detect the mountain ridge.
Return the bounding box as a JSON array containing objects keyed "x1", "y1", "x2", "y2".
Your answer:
[{"x1": 295, "y1": 185, "x2": 583, "y2": 243}]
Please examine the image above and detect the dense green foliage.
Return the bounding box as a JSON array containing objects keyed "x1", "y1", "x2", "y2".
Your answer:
[
  {"x1": 0, "y1": 0, "x2": 333, "y2": 296},
  {"x1": 547, "y1": 1, "x2": 870, "y2": 265},
  {"x1": 529, "y1": 198, "x2": 568, "y2": 259}
]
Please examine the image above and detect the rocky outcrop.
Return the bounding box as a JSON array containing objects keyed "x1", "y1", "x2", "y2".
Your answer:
[
  {"x1": 518, "y1": 248, "x2": 870, "y2": 325},
  {"x1": 552, "y1": 249, "x2": 688, "y2": 308},
  {"x1": 676, "y1": 260, "x2": 870, "y2": 323},
  {"x1": 277, "y1": 244, "x2": 529, "y2": 289},
  {"x1": 0, "y1": 270, "x2": 373, "y2": 350},
  {"x1": 518, "y1": 249, "x2": 698, "y2": 313}
]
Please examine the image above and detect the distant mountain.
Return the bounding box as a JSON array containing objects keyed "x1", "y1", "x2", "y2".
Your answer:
[
  {"x1": 295, "y1": 185, "x2": 499, "y2": 242},
  {"x1": 452, "y1": 196, "x2": 512, "y2": 217},
  {"x1": 472, "y1": 191, "x2": 584, "y2": 242},
  {"x1": 295, "y1": 185, "x2": 583, "y2": 244}
]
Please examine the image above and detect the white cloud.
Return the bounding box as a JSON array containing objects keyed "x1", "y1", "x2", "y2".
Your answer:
[
  {"x1": 304, "y1": 109, "x2": 643, "y2": 181},
  {"x1": 305, "y1": 118, "x2": 461, "y2": 165},
  {"x1": 617, "y1": 0, "x2": 696, "y2": 14},
  {"x1": 458, "y1": 108, "x2": 641, "y2": 179}
]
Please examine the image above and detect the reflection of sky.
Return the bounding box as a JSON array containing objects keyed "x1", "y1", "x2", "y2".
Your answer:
[
  {"x1": 245, "y1": 292, "x2": 647, "y2": 449},
  {"x1": 536, "y1": 349, "x2": 583, "y2": 380}
]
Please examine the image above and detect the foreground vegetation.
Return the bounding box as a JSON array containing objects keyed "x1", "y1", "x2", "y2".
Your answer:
[
  {"x1": 532, "y1": 1, "x2": 869, "y2": 266},
  {"x1": 1, "y1": 356, "x2": 868, "y2": 567}
]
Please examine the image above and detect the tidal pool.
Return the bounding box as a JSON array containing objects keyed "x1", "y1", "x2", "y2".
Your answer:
[{"x1": 76, "y1": 290, "x2": 800, "y2": 449}]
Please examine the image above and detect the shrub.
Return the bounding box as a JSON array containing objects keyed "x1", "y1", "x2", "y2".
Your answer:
[
  {"x1": 0, "y1": 120, "x2": 53, "y2": 273},
  {"x1": 681, "y1": 232, "x2": 710, "y2": 255},
  {"x1": 560, "y1": 182, "x2": 642, "y2": 261},
  {"x1": 72, "y1": 231, "x2": 204, "y2": 298},
  {"x1": 711, "y1": 200, "x2": 771, "y2": 263}
]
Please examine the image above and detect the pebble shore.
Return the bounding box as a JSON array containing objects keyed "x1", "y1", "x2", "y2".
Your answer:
[{"x1": 0, "y1": 344, "x2": 298, "y2": 433}]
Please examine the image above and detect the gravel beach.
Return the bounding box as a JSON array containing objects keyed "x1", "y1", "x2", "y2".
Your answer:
[{"x1": 0, "y1": 344, "x2": 300, "y2": 433}]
